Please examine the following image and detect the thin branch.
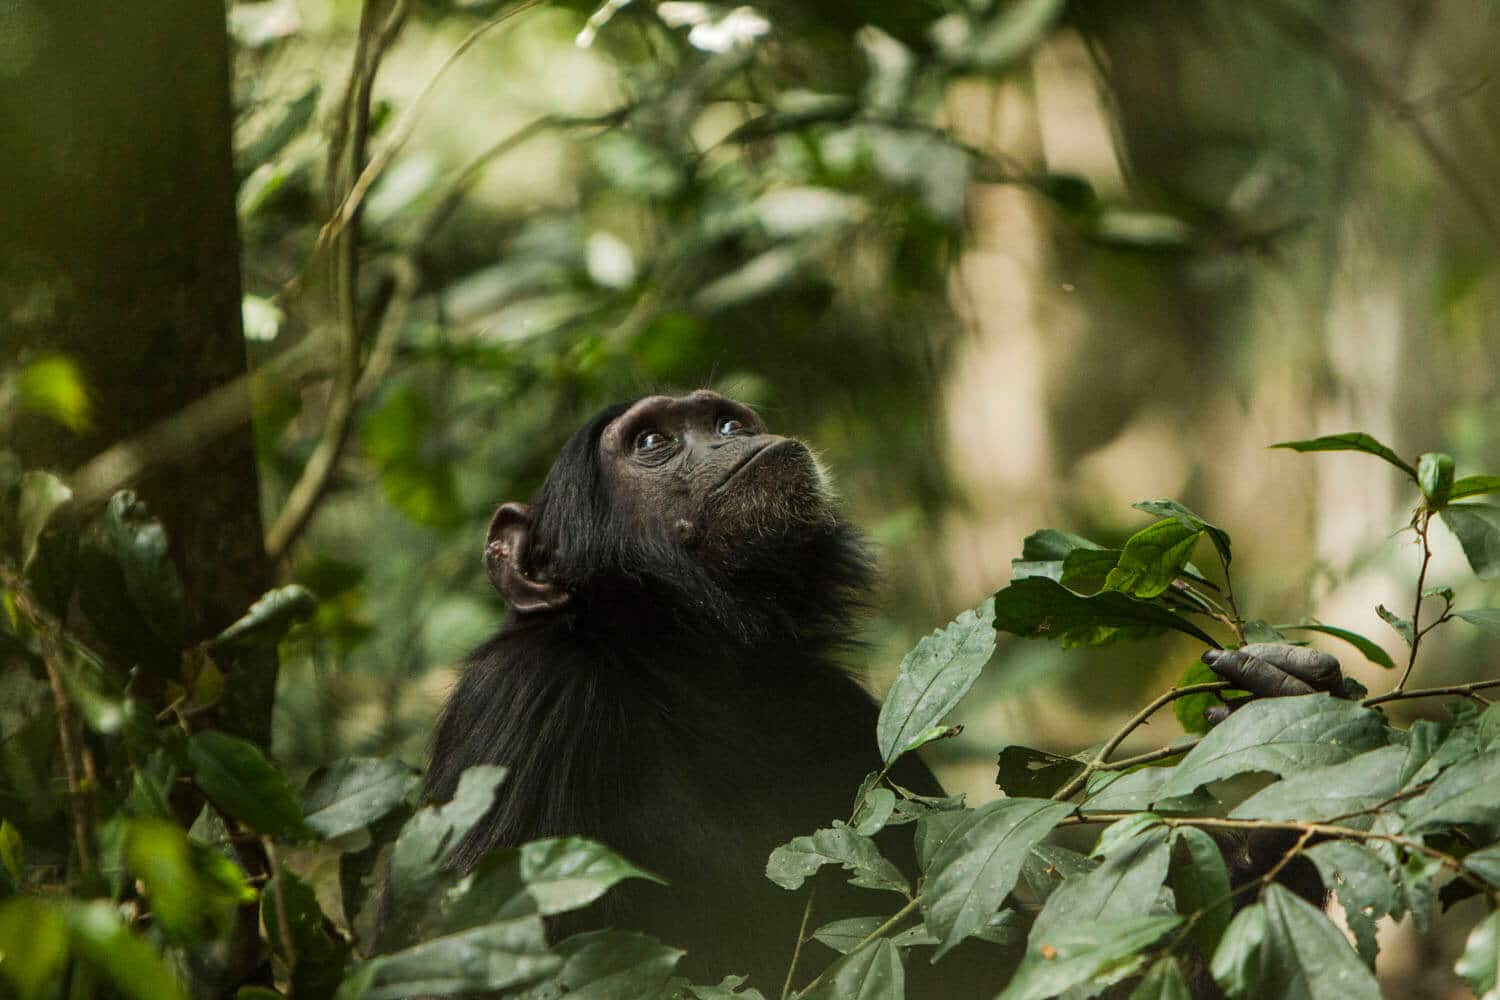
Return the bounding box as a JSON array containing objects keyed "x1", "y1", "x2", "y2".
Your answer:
[
  {"x1": 265, "y1": 839, "x2": 298, "y2": 977},
  {"x1": 790, "y1": 896, "x2": 921, "y2": 999},
  {"x1": 1095, "y1": 738, "x2": 1202, "y2": 773},
  {"x1": 1394, "y1": 511, "x2": 1433, "y2": 693},
  {"x1": 779, "y1": 889, "x2": 816, "y2": 1000},
  {"x1": 1363, "y1": 677, "x2": 1500, "y2": 708}
]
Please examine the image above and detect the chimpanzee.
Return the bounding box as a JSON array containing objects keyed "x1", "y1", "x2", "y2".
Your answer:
[{"x1": 424, "y1": 390, "x2": 1343, "y2": 996}]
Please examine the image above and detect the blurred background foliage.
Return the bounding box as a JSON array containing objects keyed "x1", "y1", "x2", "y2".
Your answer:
[{"x1": 5, "y1": 0, "x2": 1500, "y2": 991}]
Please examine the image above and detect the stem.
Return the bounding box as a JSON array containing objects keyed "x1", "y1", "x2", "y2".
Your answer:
[
  {"x1": 44, "y1": 636, "x2": 96, "y2": 881},
  {"x1": 1051, "y1": 682, "x2": 1230, "y2": 802},
  {"x1": 1394, "y1": 511, "x2": 1434, "y2": 694},
  {"x1": 1363, "y1": 677, "x2": 1500, "y2": 708},
  {"x1": 1095, "y1": 738, "x2": 1202, "y2": 772},
  {"x1": 779, "y1": 889, "x2": 816, "y2": 1000},
  {"x1": 791, "y1": 897, "x2": 921, "y2": 999},
  {"x1": 266, "y1": 839, "x2": 298, "y2": 982}
]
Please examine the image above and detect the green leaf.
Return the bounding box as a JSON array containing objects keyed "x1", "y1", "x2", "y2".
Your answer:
[
  {"x1": 1230, "y1": 745, "x2": 1405, "y2": 822},
  {"x1": 687, "y1": 975, "x2": 767, "y2": 999},
  {"x1": 1029, "y1": 818, "x2": 1171, "y2": 947},
  {"x1": 1463, "y1": 842, "x2": 1500, "y2": 888},
  {"x1": 1454, "y1": 608, "x2": 1500, "y2": 635},
  {"x1": 126, "y1": 819, "x2": 249, "y2": 944},
  {"x1": 17, "y1": 354, "x2": 92, "y2": 432},
  {"x1": 359, "y1": 917, "x2": 558, "y2": 1000},
  {"x1": 914, "y1": 809, "x2": 969, "y2": 871},
  {"x1": 1173, "y1": 660, "x2": 1230, "y2": 734},
  {"x1": 211, "y1": 585, "x2": 318, "y2": 651},
  {"x1": 1132, "y1": 499, "x2": 1232, "y2": 566},
  {"x1": 300, "y1": 757, "x2": 419, "y2": 839},
  {"x1": 1210, "y1": 903, "x2": 1265, "y2": 997},
  {"x1": 1159, "y1": 695, "x2": 1388, "y2": 799},
  {"x1": 187, "y1": 731, "x2": 314, "y2": 841},
  {"x1": 1129, "y1": 957, "x2": 1192, "y2": 1000},
  {"x1": 1451, "y1": 475, "x2": 1500, "y2": 501},
  {"x1": 920, "y1": 797, "x2": 1072, "y2": 959},
  {"x1": 0, "y1": 820, "x2": 23, "y2": 883},
  {"x1": 17, "y1": 470, "x2": 78, "y2": 613},
  {"x1": 877, "y1": 598, "x2": 995, "y2": 763},
  {"x1": 102, "y1": 491, "x2": 189, "y2": 648},
  {"x1": 1455, "y1": 910, "x2": 1499, "y2": 999},
  {"x1": 1376, "y1": 604, "x2": 1414, "y2": 646},
  {"x1": 1103, "y1": 519, "x2": 1203, "y2": 600},
  {"x1": 1419, "y1": 453, "x2": 1456, "y2": 506},
  {"x1": 1401, "y1": 747, "x2": 1500, "y2": 832},
  {"x1": 995, "y1": 745, "x2": 1086, "y2": 798},
  {"x1": 0, "y1": 897, "x2": 68, "y2": 1000},
  {"x1": 1170, "y1": 827, "x2": 1232, "y2": 960},
  {"x1": 801, "y1": 938, "x2": 903, "y2": 999},
  {"x1": 811, "y1": 916, "x2": 884, "y2": 955},
  {"x1": 262, "y1": 864, "x2": 348, "y2": 998},
  {"x1": 1011, "y1": 530, "x2": 1118, "y2": 592},
  {"x1": 1257, "y1": 883, "x2": 1380, "y2": 999},
  {"x1": 991, "y1": 577, "x2": 1219, "y2": 648},
  {"x1": 553, "y1": 930, "x2": 684, "y2": 1000},
  {"x1": 63, "y1": 900, "x2": 190, "y2": 1000},
  {"x1": 1440, "y1": 504, "x2": 1500, "y2": 580},
  {"x1": 1304, "y1": 841, "x2": 1395, "y2": 965},
  {"x1": 998, "y1": 914, "x2": 1180, "y2": 1000},
  {"x1": 1275, "y1": 623, "x2": 1396, "y2": 670},
  {"x1": 765, "y1": 825, "x2": 908, "y2": 895},
  {"x1": 1271, "y1": 433, "x2": 1417, "y2": 481},
  {"x1": 520, "y1": 837, "x2": 664, "y2": 916},
  {"x1": 851, "y1": 787, "x2": 897, "y2": 837}
]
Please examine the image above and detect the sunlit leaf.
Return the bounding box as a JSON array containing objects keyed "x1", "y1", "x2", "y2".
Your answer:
[
  {"x1": 0, "y1": 897, "x2": 68, "y2": 1000},
  {"x1": 300, "y1": 756, "x2": 420, "y2": 839},
  {"x1": 1418, "y1": 452, "x2": 1455, "y2": 506},
  {"x1": 1103, "y1": 519, "x2": 1203, "y2": 600},
  {"x1": 1451, "y1": 475, "x2": 1500, "y2": 501},
  {"x1": 520, "y1": 837, "x2": 664, "y2": 916},
  {"x1": 1270, "y1": 433, "x2": 1417, "y2": 481},
  {"x1": 877, "y1": 597, "x2": 995, "y2": 763},
  {"x1": 765, "y1": 824, "x2": 907, "y2": 895},
  {"x1": 17, "y1": 354, "x2": 91, "y2": 432},
  {"x1": 1132, "y1": 499, "x2": 1232, "y2": 566}
]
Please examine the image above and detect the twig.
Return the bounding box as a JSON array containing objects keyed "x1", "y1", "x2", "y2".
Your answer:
[
  {"x1": 1363, "y1": 677, "x2": 1500, "y2": 708},
  {"x1": 779, "y1": 888, "x2": 816, "y2": 1000},
  {"x1": 1051, "y1": 682, "x2": 1231, "y2": 802},
  {"x1": 1095, "y1": 738, "x2": 1202, "y2": 773},
  {"x1": 790, "y1": 896, "x2": 921, "y2": 999},
  {"x1": 1394, "y1": 510, "x2": 1434, "y2": 693},
  {"x1": 265, "y1": 838, "x2": 298, "y2": 980}
]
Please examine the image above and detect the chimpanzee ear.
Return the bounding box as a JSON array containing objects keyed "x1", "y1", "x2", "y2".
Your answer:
[{"x1": 484, "y1": 502, "x2": 571, "y2": 613}]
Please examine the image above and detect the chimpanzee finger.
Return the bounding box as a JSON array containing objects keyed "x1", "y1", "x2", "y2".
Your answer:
[
  {"x1": 1200, "y1": 648, "x2": 1319, "y2": 698},
  {"x1": 1236, "y1": 643, "x2": 1343, "y2": 690}
]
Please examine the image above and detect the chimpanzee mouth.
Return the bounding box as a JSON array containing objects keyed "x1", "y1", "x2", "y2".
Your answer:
[{"x1": 709, "y1": 439, "x2": 799, "y2": 495}]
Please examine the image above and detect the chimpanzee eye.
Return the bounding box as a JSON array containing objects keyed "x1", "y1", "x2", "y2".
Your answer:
[
  {"x1": 717, "y1": 417, "x2": 747, "y2": 436},
  {"x1": 635, "y1": 429, "x2": 671, "y2": 452}
]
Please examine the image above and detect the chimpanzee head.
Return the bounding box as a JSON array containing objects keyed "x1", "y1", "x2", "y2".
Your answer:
[{"x1": 483, "y1": 391, "x2": 866, "y2": 638}]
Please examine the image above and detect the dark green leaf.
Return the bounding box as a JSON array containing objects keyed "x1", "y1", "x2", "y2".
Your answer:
[
  {"x1": 1454, "y1": 608, "x2": 1500, "y2": 635},
  {"x1": 1451, "y1": 475, "x2": 1500, "y2": 501},
  {"x1": 211, "y1": 585, "x2": 318, "y2": 651},
  {"x1": 921, "y1": 797, "x2": 1072, "y2": 959},
  {"x1": 262, "y1": 864, "x2": 348, "y2": 998},
  {"x1": 801, "y1": 938, "x2": 903, "y2": 1000},
  {"x1": 1401, "y1": 747, "x2": 1500, "y2": 832},
  {"x1": 520, "y1": 837, "x2": 664, "y2": 916},
  {"x1": 765, "y1": 825, "x2": 907, "y2": 895},
  {"x1": 914, "y1": 809, "x2": 969, "y2": 871},
  {"x1": 1160, "y1": 694, "x2": 1388, "y2": 799},
  {"x1": 360, "y1": 917, "x2": 558, "y2": 1000},
  {"x1": 686, "y1": 975, "x2": 767, "y2": 999},
  {"x1": 995, "y1": 745, "x2": 1085, "y2": 798},
  {"x1": 1210, "y1": 903, "x2": 1265, "y2": 997},
  {"x1": 877, "y1": 598, "x2": 995, "y2": 763},
  {"x1": 187, "y1": 731, "x2": 314, "y2": 841},
  {"x1": 811, "y1": 916, "x2": 884, "y2": 955},
  {"x1": 553, "y1": 930, "x2": 684, "y2": 1000},
  {"x1": 126, "y1": 819, "x2": 249, "y2": 944},
  {"x1": 1304, "y1": 841, "x2": 1394, "y2": 964},
  {"x1": 1170, "y1": 827, "x2": 1232, "y2": 960},
  {"x1": 300, "y1": 757, "x2": 420, "y2": 839},
  {"x1": 1440, "y1": 504, "x2": 1500, "y2": 580},
  {"x1": 1275, "y1": 623, "x2": 1396, "y2": 670},
  {"x1": 0, "y1": 897, "x2": 68, "y2": 1000},
  {"x1": 851, "y1": 787, "x2": 897, "y2": 836},
  {"x1": 1172, "y1": 660, "x2": 1228, "y2": 735},
  {"x1": 1018, "y1": 844, "x2": 1097, "y2": 903},
  {"x1": 1230, "y1": 745, "x2": 1405, "y2": 822},
  {"x1": 1258, "y1": 883, "x2": 1380, "y2": 998},
  {"x1": 997, "y1": 914, "x2": 1179, "y2": 1000},
  {"x1": 102, "y1": 491, "x2": 189, "y2": 648},
  {"x1": 1376, "y1": 605, "x2": 1414, "y2": 646},
  {"x1": 1029, "y1": 818, "x2": 1171, "y2": 946},
  {"x1": 1270, "y1": 433, "x2": 1417, "y2": 481},
  {"x1": 1103, "y1": 519, "x2": 1203, "y2": 600},
  {"x1": 1419, "y1": 453, "x2": 1456, "y2": 506},
  {"x1": 1398, "y1": 852, "x2": 1443, "y2": 933},
  {"x1": 63, "y1": 900, "x2": 189, "y2": 1000},
  {"x1": 991, "y1": 577, "x2": 1219, "y2": 649},
  {"x1": 1129, "y1": 957, "x2": 1192, "y2": 1000},
  {"x1": 1455, "y1": 910, "x2": 1499, "y2": 999},
  {"x1": 1018, "y1": 529, "x2": 1109, "y2": 563},
  {"x1": 1132, "y1": 499, "x2": 1232, "y2": 566},
  {"x1": 17, "y1": 470, "x2": 78, "y2": 614},
  {"x1": 1463, "y1": 842, "x2": 1500, "y2": 887}
]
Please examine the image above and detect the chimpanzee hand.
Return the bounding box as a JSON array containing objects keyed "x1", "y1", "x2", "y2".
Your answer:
[{"x1": 1199, "y1": 643, "x2": 1355, "y2": 724}]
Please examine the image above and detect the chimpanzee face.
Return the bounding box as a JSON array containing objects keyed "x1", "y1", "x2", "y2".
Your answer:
[{"x1": 598, "y1": 390, "x2": 834, "y2": 549}]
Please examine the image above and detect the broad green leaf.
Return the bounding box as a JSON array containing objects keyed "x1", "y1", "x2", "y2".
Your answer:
[
  {"x1": 801, "y1": 938, "x2": 903, "y2": 1000},
  {"x1": 921, "y1": 797, "x2": 1072, "y2": 959},
  {"x1": 17, "y1": 354, "x2": 92, "y2": 432},
  {"x1": 1271, "y1": 433, "x2": 1417, "y2": 481},
  {"x1": 914, "y1": 809, "x2": 969, "y2": 871},
  {"x1": 1029, "y1": 819, "x2": 1171, "y2": 946},
  {"x1": 187, "y1": 731, "x2": 314, "y2": 841},
  {"x1": 1399, "y1": 852, "x2": 1444, "y2": 933},
  {"x1": 1451, "y1": 475, "x2": 1500, "y2": 501},
  {"x1": 851, "y1": 787, "x2": 897, "y2": 836},
  {"x1": 995, "y1": 745, "x2": 1085, "y2": 798},
  {"x1": 17, "y1": 470, "x2": 77, "y2": 614},
  {"x1": 1011, "y1": 530, "x2": 1118, "y2": 592},
  {"x1": 1418, "y1": 452, "x2": 1456, "y2": 506},
  {"x1": 1304, "y1": 841, "x2": 1395, "y2": 964},
  {"x1": 553, "y1": 930, "x2": 684, "y2": 1000},
  {"x1": 1455, "y1": 910, "x2": 1499, "y2": 1000},
  {"x1": 1401, "y1": 747, "x2": 1500, "y2": 832},
  {"x1": 1103, "y1": 519, "x2": 1203, "y2": 600},
  {"x1": 811, "y1": 916, "x2": 884, "y2": 955},
  {"x1": 520, "y1": 837, "x2": 664, "y2": 916},
  {"x1": 1455, "y1": 608, "x2": 1500, "y2": 635},
  {"x1": 1230, "y1": 745, "x2": 1406, "y2": 822},
  {"x1": 17, "y1": 470, "x2": 73, "y2": 569},
  {"x1": 765, "y1": 825, "x2": 907, "y2": 895},
  {"x1": 126, "y1": 819, "x2": 248, "y2": 944},
  {"x1": 1170, "y1": 827, "x2": 1231, "y2": 959},
  {"x1": 63, "y1": 900, "x2": 189, "y2": 1000},
  {"x1": 300, "y1": 757, "x2": 420, "y2": 839},
  {"x1": 991, "y1": 577, "x2": 1218, "y2": 648},
  {"x1": 1129, "y1": 957, "x2": 1192, "y2": 1000},
  {"x1": 687, "y1": 975, "x2": 767, "y2": 999},
  {"x1": 1376, "y1": 604, "x2": 1414, "y2": 646},
  {"x1": 877, "y1": 598, "x2": 995, "y2": 763},
  {"x1": 1017, "y1": 528, "x2": 1108, "y2": 562},
  {"x1": 262, "y1": 864, "x2": 348, "y2": 999},
  {"x1": 1275, "y1": 623, "x2": 1396, "y2": 670},
  {"x1": 1210, "y1": 903, "x2": 1265, "y2": 998},
  {"x1": 1173, "y1": 660, "x2": 1231, "y2": 734},
  {"x1": 211, "y1": 585, "x2": 318, "y2": 650},
  {"x1": 1440, "y1": 504, "x2": 1500, "y2": 580},
  {"x1": 1132, "y1": 499, "x2": 1232, "y2": 566},
  {"x1": 102, "y1": 491, "x2": 189, "y2": 648},
  {"x1": 0, "y1": 819, "x2": 23, "y2": 882},
  {"x1": 359, "y1": 917, "x2": 557, "y2": 1000},
  {"x1": 1464, "y1": 842, "x2": 1500, "y2": 888},
  {"x1": 893, "y1": 724, "x2": 962, "y2": 758},
  {"x1": 998, "y1": 914, "x2": 1179, "y2": 1000},
  {"x1": 1257, "y1": 883, "x2": 1380, "y2": 999},
  {"x1": 52, "y1": 638, "x2": 132, "y2": 734},
  {"x1": 1159, "y1": 695, "x2": 1388, "y2": 799},
  {"x1": 0, "y1": 897, "x2": 68, "y2": 1000},
  {"x1": 1018, "y1": 844, "x2": 1097, "y2": 903}
]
